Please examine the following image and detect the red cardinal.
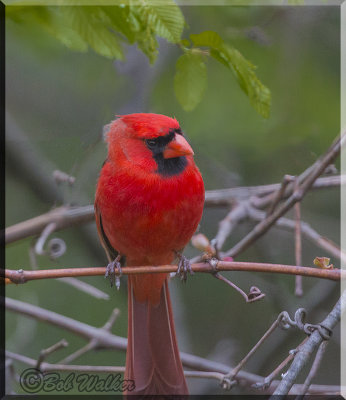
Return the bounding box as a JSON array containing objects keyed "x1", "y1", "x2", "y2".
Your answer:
[{"x1": 95, "y1": 113, "x2": 204, "y2": 395}]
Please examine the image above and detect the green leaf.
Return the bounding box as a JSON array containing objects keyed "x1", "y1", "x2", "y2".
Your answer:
[
  {"x1": 174, "y1": 52, "x2": 207, "y2": 111},
  {"x1": 7, "y1": 6, "x2": 88, "y2": 52},
  {"x1": 101, "y1": 6, "x2": 137, "y2": 43},
  {"x1": 190, "y1": 30, "x2": 224, "y2": 49},
  {"x1": 190, "y1": 30, "x2": 271, "y2": 118},
  {"x1": 60, "y1": 6, "x2": 124, "y2": 60},
  {"x1": 222, "y1": 45, "x2": 271, "y2": 119},
  {"x1": 7, "y1": 3, "x2": 185, "y2": 64},
  {"x1": 180, "y1": 38, "x2": 190, "y2": 47},
  {"x1": 134, "y1": 0, "x2": 184, "y2": 43},
  {"x1": 126, "y1": 0, "x2": 185, "y2": 63},
  {"x1": 148, "y1": 5, "x2": 184, "y2": 43},
  {"x1": 44, "y1": 7, "x2": 88, "y2": 52}
]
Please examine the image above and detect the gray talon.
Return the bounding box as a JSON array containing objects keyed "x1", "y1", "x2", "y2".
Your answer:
[
  {"x1": 105, "y1": 255, "x2": 122, "y2": 289},
  {"x1": 176, "y1": 254, "x2": 193, "y2": 282}
]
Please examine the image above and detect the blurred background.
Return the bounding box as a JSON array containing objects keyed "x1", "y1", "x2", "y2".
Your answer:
[{"x1": 5, "y1": 5, "x2": 341, "y2": 395}]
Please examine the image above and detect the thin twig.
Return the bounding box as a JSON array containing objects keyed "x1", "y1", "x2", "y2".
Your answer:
[
  {"x1": 59, "y1": 309, "x2": 121, "y2": 364},
  {"x1": 213, "y1": 201, "x2": 249, "y2": 250},
  {"x1": 6, "y1": 351, "x2": 125, "y2": 373},
  {"x1": 34, "y1": 222, "x2": 57, "y2": 256},
  {"x1": 247, "y1": 206, "x2": 346, "y2": 264},
  {"x1": 294, "y1": 178, "x2": 303, "y2": 297},
  {"x1": 255, "y1": 278, "x2": 337, "y2": 380},
  {"x1": 57, "y1": 277, "x2": 110, "y2": 300},
  {"x1": 266, "y1": 174, "x2": 294, "y2": 216},
  {"x1": 52, "y1": 170, "x2": 75, "y2": 185},
  {"x1": 252, "y1": 337, "x2": 309, "y2": 390},
  {"x1": 102, "y1": 308, "x2": 120, "y2": 331},
  {"x1": 28, "y1": 242, "x2": 38, "y2": 270},
  {"x1": 36, "y1": 339, "x2": 68, "y2": 370},
  {"x1": 214, "y1": 273, "x2": 265, "y2": 303},
  {"x1": 271, "y1": 290, "x2": 346, "y2": 396},
  {"x1": 225, "y1": 132, "x2": 345, "y2": 258},
  {"x1": 206, "y1": 174, "x2": 345, "y2": 207},
  {"x1": 296, "y1": 340, "x2": 329, "y2": 397},
  {"x1": 3, "y1": 260, "x2": 344, "y2": 285},
  {"x1": 222, "y1": 310, "x2": 296, "y2": 388},
  {"x1": 6, "y1": 205, "x2": 94, "y2": 245},
  {"x1": 5, "y1": 351, "x2": 225, "y2": 383},
  {"x1": 58, "y1": 340, "x2": 97, "y2": 365}
]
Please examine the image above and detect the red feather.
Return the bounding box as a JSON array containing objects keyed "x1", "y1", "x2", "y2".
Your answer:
[{"x1": 95, "y1": 113, "x2": 204, "y2": 395}]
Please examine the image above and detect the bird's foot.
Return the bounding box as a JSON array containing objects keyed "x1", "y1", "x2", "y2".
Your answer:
[
  {"x1": 176, "y1": 253, "x2": 194, "y2": 282},
  {"x1": 105, "y1": 255, "x2": 122, "y2": 290}
]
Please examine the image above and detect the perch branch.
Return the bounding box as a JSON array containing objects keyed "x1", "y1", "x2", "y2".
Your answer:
[{"x1": 3, "y1": 260, "x2": 344, "y2": 285}]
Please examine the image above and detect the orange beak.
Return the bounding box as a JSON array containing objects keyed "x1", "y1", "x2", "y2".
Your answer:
[{"x1": 163, "y1": 134, "x2": 194, "y2": 159}]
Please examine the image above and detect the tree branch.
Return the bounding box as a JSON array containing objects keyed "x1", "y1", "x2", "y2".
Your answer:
[
  {"x1": 271, "y1": 290, "x2": 346, "y2": 396},
  {"x1": 225, "y1": 132, "x2": 345, "y2": 258},
  {"x1": 3, "y1": 260, "x2": 344, "y2": 285},
  {"x1": 205, "y1": 174, "x2": 345, "y2": 207},
  {"x1": 247, "y1": 207, "x2": 346, "y2": 264}
]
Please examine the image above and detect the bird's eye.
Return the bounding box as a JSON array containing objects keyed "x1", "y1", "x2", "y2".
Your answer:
[{"x1": 145, "y1": 139, "x2": 158, "y2": 149}]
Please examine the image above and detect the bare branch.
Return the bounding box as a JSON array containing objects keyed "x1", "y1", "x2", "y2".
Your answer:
[
  {"x1": 266, "y1": 174, "x2": 294, "y2": 216},
  {"x1": 225, "y1": 132, "x2": 345, "y2": 258},
  {"x1": 271, "y1": 290, "x2": 345, "y2": 396},
  {"x1": 205, "y1": 174, "x2": 345, "y2": 207},
  {"x1": 52, "y1": 170, "x2": 75, "y2": 186},
  {"x1": 6, "y1": 205, "x2": 94, "y2": 245},
  {"x1": 34, "y1": 222, "x2": 57, "y2": 256},
  {"x1": 58, "y1": 340, "x2": 97, "y2": 365},
  {"x1": 5, "y1": 350, "x2": 226, "y2": 384},
  {"x1": 6, "y1": 351, "x2": 125, "y2": 373},
  {"x1": 57, "y1": 277, "x2": 110, "y2": 300},
  {"x1": 214, "y1": 272, "x2": 265, "y2": 303},
  {"x1": 247, "y1": 207, "x2": 346, "y2": 264},
  {"x1": 3, "y1": 260, "x2": 344, "y2": 285},
  {"x1": 4, "y1": 297, "x2": 342, "y2": 395},
  {"x1": 5, "y1": 297, "x2": 127, "y2": 350},
  {"x1": 296, "y1": 340, "x2": 329, "y2": 396},
  {"x1": 222, "y1": 308, "x2": 316, "y2": 389},
  {"x1": 213, "y1": 201, "x2": 249, "y2": 250},
  {"x1": 36, "y1": 339, "x2": 68, "y2": 370},
  {"x1": 253, "y1": 337, "x2": 309, "y2": 391},
  {"x1": 294, "y1": 178, "x2": 303, "y2": 297}
]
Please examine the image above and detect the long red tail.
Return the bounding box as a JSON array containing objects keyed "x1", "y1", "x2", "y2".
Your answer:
[{"x1": 124, "y1": 277, "x2": 188, "y2": 395}]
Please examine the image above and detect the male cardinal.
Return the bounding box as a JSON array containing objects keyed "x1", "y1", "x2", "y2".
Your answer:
[{"x1": 95, "y1": 113, "x2": 204, "y2": 395}]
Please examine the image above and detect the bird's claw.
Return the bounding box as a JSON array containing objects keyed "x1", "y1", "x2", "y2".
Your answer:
[
  {"x1": 207, "y1": 257, "x2": 219, "y2": 274},
  {"x1": 105, "y1": 255, "x2": 122, "y2": 290},
  {"x1": 176, "y1": 253, "x2": 194, "y2": 282}
]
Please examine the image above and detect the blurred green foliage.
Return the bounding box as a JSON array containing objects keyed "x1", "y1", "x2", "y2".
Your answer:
[{"x1": 5, "y1": 4, "x2": 340, "y2": 395}]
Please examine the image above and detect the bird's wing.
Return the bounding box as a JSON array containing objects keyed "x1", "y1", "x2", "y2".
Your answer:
[{"x1": 94, "y1": 203, "x2": 119, "y2": 263}]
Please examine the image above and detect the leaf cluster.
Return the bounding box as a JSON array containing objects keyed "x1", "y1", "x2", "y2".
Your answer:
[{"x1": 7, "y1": 2, "x2": 271, "y2": 117}]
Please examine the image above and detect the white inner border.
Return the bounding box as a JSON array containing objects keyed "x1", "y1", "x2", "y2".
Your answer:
[
  {"x1": 4, "y1": 0, "x2": 345, "y2": 396},
  {"x1": 341, "y1": 2, "x2": 345, "y2": 399}
]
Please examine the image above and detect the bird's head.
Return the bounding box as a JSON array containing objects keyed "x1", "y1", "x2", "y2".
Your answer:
[{"x1": 105, "y1": 113, "x2": 194, "y2": 177}]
